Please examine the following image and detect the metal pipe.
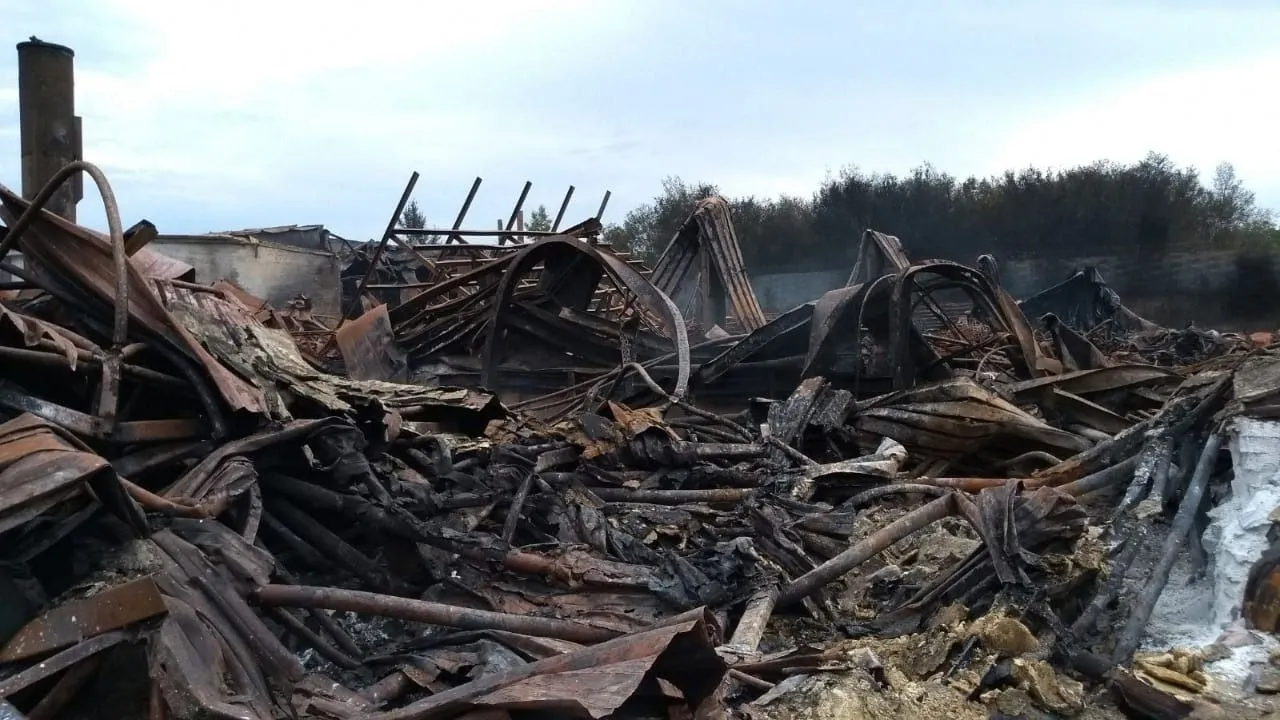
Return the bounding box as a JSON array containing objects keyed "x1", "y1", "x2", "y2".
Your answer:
[
  {"x1": 595, "y1": 190, "x2": 612, "y2": 220},
  {"x1": 502, "y1": 181, "x2": 533, "y2": 244},
  {"x1": 551, "y1": 185, "x2": 575, "y2": 232},
  {"x1": 779, "y1": 494, "x2": 954, "y2": 605},
  {"x1": 254, "y1": 584, "x2": 618, "y2": 644},
  {"x1": 446, "y1": 176, "x2": 482, "y2": 244},
  {"x1": 0, "y1": 160, "x2": 128, "y2": 348}
]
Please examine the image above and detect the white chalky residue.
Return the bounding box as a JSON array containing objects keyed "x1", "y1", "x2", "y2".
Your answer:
[
  {"x1": 1122, "y1": 437, "x2": 1165, "y2": 509},
  {"x1": 1145, "y1": 557, "x2": 1275, "y2": 685},
  {"x1": 1144, "y1": 418, "x2": 1280, "y2": 686},
  {"x1": 1205, "y1": 419, "x2": 1280, "y2": 629}
]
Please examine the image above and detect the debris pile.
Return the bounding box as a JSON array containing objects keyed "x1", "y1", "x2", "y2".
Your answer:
[{"x1": 3, "y1": 165, "x2": 1280, "y2": 719}]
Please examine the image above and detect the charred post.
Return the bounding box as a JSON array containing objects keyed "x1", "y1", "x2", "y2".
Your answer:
[{"x1": 16, "y1": 38, "x2": 81, "y2": 221}]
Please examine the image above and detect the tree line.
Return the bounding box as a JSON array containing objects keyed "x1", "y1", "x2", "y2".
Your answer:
[{"x1": 602, "y1": 153, "x2": 1279, "y2": 274}]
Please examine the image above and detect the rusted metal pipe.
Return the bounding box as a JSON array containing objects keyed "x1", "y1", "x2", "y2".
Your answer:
[
  {"x1": 0, "y1": 160, "x2": 128, "y2": 348},
  {"x1": 266, "y1": 498, "x2": 401, "y2": 593},
  {"x1": 728, "y1": 585, "x2": 777, "y2": 651},
  {"x1": 843, "y1": 483, "x2": 952, "y2": 508},
  {"x1": 0, "y1": 345, "x2": 188, "y2": 390},
  {"x1": 268, "y1": 564, "x2": 363, "y2": 661},
  {"x1": 26, "y1": 654, "x2": 101, "y2": 720},
  {"x1": 779, "y1": 494, "x2": 954, "y2": 605},
  {"x1": 120, "y1": 478, "x2": 213, "y2": 518},
  {"x1": 590, "y1": 487, "x2": 754, "y2": 505},
  {"x1": 501, "y1": 469, "x2": 536, "y2": 543},
  {"x1": 268, "y1": 607, "x2": 362, "y2": 670},
  {"x1": 189, "y1": 575, "x2": 304, "y2": 683},
  {"x1": 361, "y1": 671, "x2": 415, "y2": 707},
  {"x1": 254, "y1": 585, "x2": 619, "y2": 644},
  {"x1": 1057, "y1": 455, "x2": 1141, "y2": 496},
  {"x1": 904, "y1": 454, "x2": 1140, "y2": 494}
]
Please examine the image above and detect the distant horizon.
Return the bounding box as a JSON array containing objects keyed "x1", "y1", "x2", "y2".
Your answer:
[{"x1": 0, "y1": 1, "x2": 1275, "y2": 240}]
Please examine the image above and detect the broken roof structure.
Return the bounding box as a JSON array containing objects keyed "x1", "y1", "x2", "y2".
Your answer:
[{"x1": 2, "y1": 153, "x2": 1280, "y2": 719}]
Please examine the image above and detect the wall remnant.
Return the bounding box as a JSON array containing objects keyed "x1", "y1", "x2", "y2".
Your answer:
[
  {"x1": 752, "y1": 248, "x2": 1280, "y2": 330},
  {"x1": 152, "y1": 233, "x2": 341, "y2": 317}
]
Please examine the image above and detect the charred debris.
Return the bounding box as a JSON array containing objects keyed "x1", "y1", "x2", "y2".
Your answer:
[{"x1": 0, "y1": 162, "x2": 1279, "y2": 720}]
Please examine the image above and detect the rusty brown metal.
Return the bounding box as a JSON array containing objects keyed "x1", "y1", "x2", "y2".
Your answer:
[
  {"x1": 594, "y1": 189, "x2": 612, "y2": 220},
  {"x1": 0, "y1": 388, "x2": 206, "y2": 444},
  {"x1": 365, "y1": 608, "x2": 723, "y2": 720},
  {"x1": 122, "y1": 218, "x2": 156, "y2": 255},
  {"x1": 254, "y1": 585, "x2": 620, "y2": 644},
  {"x1": 852, "y1": 377, "x2": 1091, "y2": 462},
  {"x1": 0, "y1": 577, "x2": 166, "y2": 662},
  {"x1": 0, "y1": 631, "x2": 128, "y2": 699},
  {"x1": 130, "y1": 245, "x2": 194, "y2": 281},
  {"x1": 0, "y1": 413, "x2": 144, "y2": 537},
  {"x1": 0, "y1": 184, "x2": 267, "y2": 417},
  {"x1": 401, "y1": 224, "x2": 605, "y2": 243},
  {"x1": 0, "y1": 155, "x2": 1264, "y2": 719},
  {"x1": 335, "y1": 304, "x2": 407, "y2": 382},
  {"x1": 154, "y1": 283, "x2": 502, "y2": 431},
  {"x1": 649, "y1": 196, "x2": 767, "y2": 334},
  {"x1": 16, "y1": 39, "x2": 80, "y2": 222},
  {"x1": 92, "y1": 351, "x2": 121, "y2": 432},
  {"x1": 0, "y1": 163, "x2": 127, "y2": 348},
  {"x1": 779, "y1": 494, "x2": 955, "y2": 605},
  {"x1": 25, "y1": 653, "x2": 102, "y2": 720},
  {"x1": 478, "y1": 236, "x2": 690, "y2": 399}
]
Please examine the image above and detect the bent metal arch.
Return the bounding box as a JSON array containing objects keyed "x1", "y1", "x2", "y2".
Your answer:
[{"x1": 480, "y1": 236, "x2": 691, "y2": 402}]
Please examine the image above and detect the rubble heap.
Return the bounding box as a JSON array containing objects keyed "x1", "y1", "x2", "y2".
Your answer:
[{"x1": 2, "y1": 167, "x2": 1280, "y2": 720}]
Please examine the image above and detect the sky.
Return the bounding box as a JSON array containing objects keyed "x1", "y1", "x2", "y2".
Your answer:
[{"x1": 0, "y1": 0, "x2": 1276, "y2": 241}]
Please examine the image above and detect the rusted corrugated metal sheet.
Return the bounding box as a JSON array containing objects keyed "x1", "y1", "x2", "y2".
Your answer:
[
  {"x1": 650, "y1": 195, "x2": 768, "y2": 334},
  {"x1": 154, "y1": 281, "x2": 502, "y2": 427},
  {"x1": 0, "y1": 414, "x2": 142, "y2": 536},
  {"x1": 0, "y1": 185, "x2": 268, "y2": 417},
  {"x1": 335, "y1": 304, "x2": 408, "y2": 382}
]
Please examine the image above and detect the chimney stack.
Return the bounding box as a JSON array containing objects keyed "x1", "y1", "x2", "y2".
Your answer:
[{"x1": 17, "y1": 38, "x2": 81, "y2": 221}]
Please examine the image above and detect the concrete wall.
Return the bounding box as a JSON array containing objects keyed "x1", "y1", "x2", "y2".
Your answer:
[
  {"x1": 750, "y1": 248, "x2": 1280, "y2": 331},
  {"x1": 998, "y1": 250, "x2": 1280, "y2": 330},
  {"x1": 220, "y1": 225, "x2": 335, "y2": 253},
  {"x1": 152, "y1": 235, "x2": 342, "y2": 317}
]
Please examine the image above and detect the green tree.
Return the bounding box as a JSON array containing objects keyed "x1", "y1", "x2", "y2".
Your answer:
[
  {"x1": 527, "y1": 204, "x2": 552, "y2": 232},
  {"x1": 401, "y1": 200, "x2": 427, "y2": 230},
  {"x1": 610, "y1": 155, "x2": 1278, "y2": 275},
  {"x1": 400, "y1": 200, "x2": 436, "y2": 244},
  {"x1": 1206, "y1": 162, "x2": 1269, "y2": 245},
  {"x1": 604, "y1": 177, "x2": 720, "y2": 261}
]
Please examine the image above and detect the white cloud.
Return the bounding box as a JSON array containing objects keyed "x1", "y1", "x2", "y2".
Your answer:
[
  {"x1": 74, "y1": 0, "x2": 628, "y2": 181},
  {"x1": 987, "y1": 52, "x2": 1280, "y2": 201},
  {"x1": 0, "y1": 0, "x2": 1276, "y2": 239}
]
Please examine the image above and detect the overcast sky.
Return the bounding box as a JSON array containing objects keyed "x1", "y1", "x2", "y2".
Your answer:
[{"x1": 0, "y1": 0, "x2": 1276, "y2": 241}]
